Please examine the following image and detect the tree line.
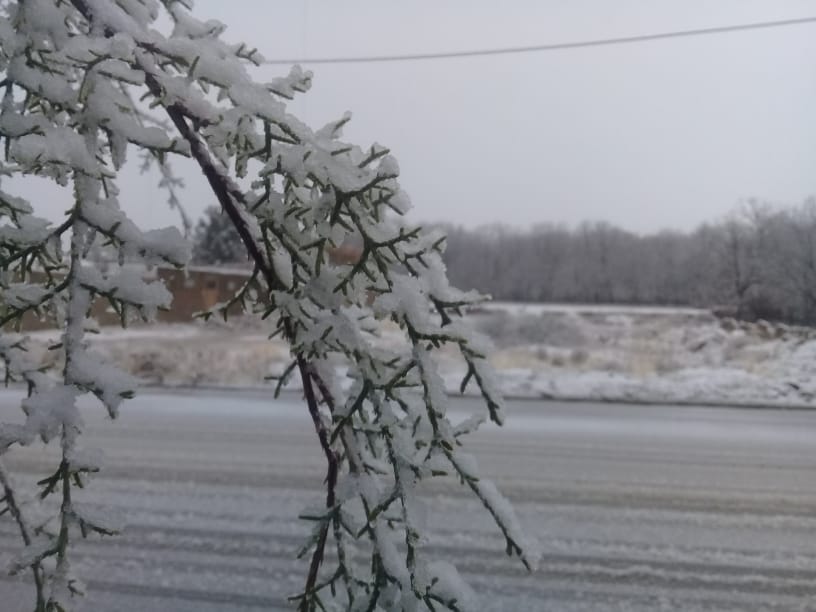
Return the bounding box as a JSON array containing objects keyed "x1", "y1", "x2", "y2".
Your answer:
[
  {"x1": 439, "y1": 199, "x2": 816, "y2": 325},
  {"x1": 192, "y1": 199, "x2": 816, "y2": 325}
]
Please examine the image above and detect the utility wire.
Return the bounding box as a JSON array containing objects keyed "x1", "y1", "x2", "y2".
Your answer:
[{"x1": 264, "y1": 15, "x2": 816, "y2": 65}]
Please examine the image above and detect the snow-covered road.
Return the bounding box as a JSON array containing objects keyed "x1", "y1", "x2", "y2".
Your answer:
[{"x1": 2, "y1": 391, "x2": 816, "y2": 611}]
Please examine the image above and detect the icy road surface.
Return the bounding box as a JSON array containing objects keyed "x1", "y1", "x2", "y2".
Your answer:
[{"x1": 2, "y1": 390, "x2": 816, "y2": 611}]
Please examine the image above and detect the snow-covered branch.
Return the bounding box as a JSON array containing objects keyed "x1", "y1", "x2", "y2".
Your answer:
[{"x1": 0, "y1": 1, "x2": 536, "y2": 610}]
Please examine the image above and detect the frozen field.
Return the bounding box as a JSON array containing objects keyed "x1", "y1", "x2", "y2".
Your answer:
[{"x1": 2, "y1": 390, "x2": 816, "y2": 611}]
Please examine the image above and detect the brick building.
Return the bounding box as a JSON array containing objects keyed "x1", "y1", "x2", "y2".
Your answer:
[
  {"x1": 10, "y1": 265, "x2": 253, "y2": 331},
  {"x1": 156, "y1": 265, "x2": 253, "y2": 321},
  {"x1": 9, "y1": 246, "x2": 362, "y2": 330}
]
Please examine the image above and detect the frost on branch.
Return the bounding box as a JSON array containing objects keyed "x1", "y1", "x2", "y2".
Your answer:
[{"x1": 1, "y1": 1, "x2": 536, "y2": 610}]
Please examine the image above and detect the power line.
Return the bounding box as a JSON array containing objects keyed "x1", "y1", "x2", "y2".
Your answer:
[{"x1": 263, "y1": 15, "x2": 816, "y2": 65}]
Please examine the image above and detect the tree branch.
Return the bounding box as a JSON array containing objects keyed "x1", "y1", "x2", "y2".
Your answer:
[
  {"x1": 297, "y1": 357, "x2": 338, "y2": 611},
  {"x1": 0, "y1": 460, "x2": 45, "y2": 610}
]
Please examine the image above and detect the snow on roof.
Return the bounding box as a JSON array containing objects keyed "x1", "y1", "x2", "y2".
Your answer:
[
  {"x1": 173, "y1": 264, "x2": 254, "y2": 277},
  {"x1": 73, "y1": 261, "x2": 255, "y2": 279}
]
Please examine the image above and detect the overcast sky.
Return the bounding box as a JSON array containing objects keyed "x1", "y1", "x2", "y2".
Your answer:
[{"x1": 16, "y1": 1, "x2": 816, "y2": 234}]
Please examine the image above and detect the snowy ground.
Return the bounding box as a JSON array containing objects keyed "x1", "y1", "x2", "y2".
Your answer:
[
  {"x1": 470, "y1": 303, "x2": 816, "y2": 407},
  {"x1": 15, "y1": 303, "x2": 816, "y2": 407},
  {"x1": 2, "y1": 391, "x2": 815, "y2": 611}
]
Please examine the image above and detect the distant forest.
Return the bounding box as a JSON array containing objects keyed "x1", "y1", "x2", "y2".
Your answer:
[
  {"x1": 191, "y1": 199, "x2": 816, "y2": 326},
  {"x1": 439, "y1": 200, "x2": 816, "y2": 325}
]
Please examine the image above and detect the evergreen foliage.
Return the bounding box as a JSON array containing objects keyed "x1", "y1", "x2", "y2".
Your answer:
[{"x1": 0, "y1": 2, "x2": 536, "y2": 610}]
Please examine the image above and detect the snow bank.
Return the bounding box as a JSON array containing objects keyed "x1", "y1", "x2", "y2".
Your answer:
[{"x1": 10, "y1": 305, "x2": 816, "y2": 407}]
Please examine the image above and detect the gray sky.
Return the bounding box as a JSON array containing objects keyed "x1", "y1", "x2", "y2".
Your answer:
[{"x1": 15, "y1": 1, "x2": 816, "y2": 234}]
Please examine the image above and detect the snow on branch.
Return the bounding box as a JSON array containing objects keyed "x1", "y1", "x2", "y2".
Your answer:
[{"x1": 0, "y1": 1, "x2": 537, "y2": 610}]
